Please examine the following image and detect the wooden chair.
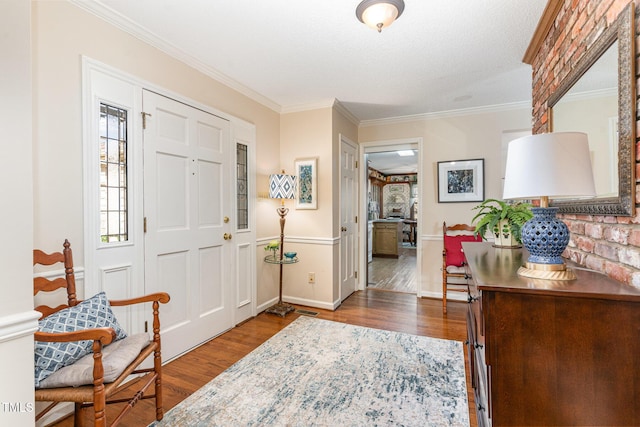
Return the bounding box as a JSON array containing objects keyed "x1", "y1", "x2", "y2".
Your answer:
[
  {"x1": 442, "y1": 222, "x2": 482, "y2": 314},
  {"x1": 34, "y1": 239, "x2": 170, "y2": 426}
]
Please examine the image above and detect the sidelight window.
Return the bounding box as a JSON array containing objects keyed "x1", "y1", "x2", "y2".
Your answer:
[
  {"x1": 236, "y1": 143, "x2": 248, "y2": 230},
  {"x1": 99, "y1": 103, "x2": 128, "y2": 242}
]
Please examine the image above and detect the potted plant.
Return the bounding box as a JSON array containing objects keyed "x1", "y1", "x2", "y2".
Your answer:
[{"x1": 471, "y1": 199, "x2": 533, "y2": 248}]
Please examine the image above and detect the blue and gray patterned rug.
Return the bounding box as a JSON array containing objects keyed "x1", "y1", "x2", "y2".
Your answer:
[{"x1": 150, "y1": 316, "x2": 469, "y2": 426}]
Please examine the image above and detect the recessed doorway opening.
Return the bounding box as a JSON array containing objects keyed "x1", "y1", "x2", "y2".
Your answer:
[{"x1": 365, "y1": 145, "x2": 419, "y2": 294}]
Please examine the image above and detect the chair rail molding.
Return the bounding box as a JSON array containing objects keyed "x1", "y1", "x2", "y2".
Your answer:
[{"x1": 0, "y1": 310, "x2": 40, "y2": 344}]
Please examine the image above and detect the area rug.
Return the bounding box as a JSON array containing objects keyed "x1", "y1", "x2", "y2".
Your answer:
[{"x1": 150, "y1": 317, "x2": 469, "y2": 426}]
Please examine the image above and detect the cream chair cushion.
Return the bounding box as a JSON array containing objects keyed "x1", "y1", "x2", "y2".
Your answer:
[{"x1": 38, "y1": 333, "x2": 150, "y2": 389}]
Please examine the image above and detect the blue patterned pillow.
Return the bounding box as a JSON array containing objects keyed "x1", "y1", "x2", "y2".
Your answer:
[{"x1": 34, "y1": 291, "x2": 127, "y2": 387}]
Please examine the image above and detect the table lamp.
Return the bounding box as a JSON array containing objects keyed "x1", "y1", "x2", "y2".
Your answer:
[
  {"x1": 266, "y1": 171, "x2": 297, "y2": 316},
  {"x1": 503, "y1": 132, "x2": 596, "y2": 280}
]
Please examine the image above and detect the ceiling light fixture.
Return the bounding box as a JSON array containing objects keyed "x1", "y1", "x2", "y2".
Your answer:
[{"x1": 356, "y1": 0, "x2": 405, "y2": 33}]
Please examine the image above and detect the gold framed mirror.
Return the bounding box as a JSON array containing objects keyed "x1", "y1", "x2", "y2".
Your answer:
[{"x1": 548, "y1": 2, "x2": 635, "y2": 216}]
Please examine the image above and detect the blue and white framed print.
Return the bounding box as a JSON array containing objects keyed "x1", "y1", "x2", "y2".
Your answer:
[{"x1": 295, "y1": 157, "x2": 318, "y2": 209}]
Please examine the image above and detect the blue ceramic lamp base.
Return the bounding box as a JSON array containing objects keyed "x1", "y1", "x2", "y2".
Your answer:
[{"x1": 517, "y1": 207, "x2": 576, "y2": 281}]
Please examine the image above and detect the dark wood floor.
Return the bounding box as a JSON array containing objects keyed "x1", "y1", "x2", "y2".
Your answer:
[{"x1": 49, "y1": 290, "x2": 476, "y2": 427}]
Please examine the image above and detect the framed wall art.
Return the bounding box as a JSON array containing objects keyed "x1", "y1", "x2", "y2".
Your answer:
[
  {"x1": 295, "y1": 157, "x2": 318, "y2": 209},
  {"x1": 437, "y1": 158, "x2": 484, "y2": 203}
]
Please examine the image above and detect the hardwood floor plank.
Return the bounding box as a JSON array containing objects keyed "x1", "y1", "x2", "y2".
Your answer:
[
  {"x1": 368, "y1": 247, "x2": 417, "y2": 292},
  {"x1": 47, "y1": 291, "x2": 476, "y2": 427}
]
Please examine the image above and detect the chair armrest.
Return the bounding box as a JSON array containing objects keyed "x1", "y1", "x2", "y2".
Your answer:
[
  {"x1": 34, "y1": 327, "x2": 116, "y2": 345},
  {"x1": 109, "y1": 292, "x2": 170, "y2": 307}
]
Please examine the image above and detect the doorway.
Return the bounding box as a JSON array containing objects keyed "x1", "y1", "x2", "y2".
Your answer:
[{"x1": 359, "y1": 139, "x2": 422, "y2": 296}]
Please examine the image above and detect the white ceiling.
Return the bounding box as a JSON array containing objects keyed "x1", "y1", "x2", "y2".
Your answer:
[
  {"x1": 367, "y1": 150, "x2": 418, "y2": 175},
  {"x1": 74, "y1": 0, "x2": 548, "y2": 123}
]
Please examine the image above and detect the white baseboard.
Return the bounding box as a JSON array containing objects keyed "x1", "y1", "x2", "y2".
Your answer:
[
  {"x1": 257, "y1": 295, "x2": 338, "y2": 313},
  {"x1": 35, "y1": 402, "x2": 73, "y2": 427}
]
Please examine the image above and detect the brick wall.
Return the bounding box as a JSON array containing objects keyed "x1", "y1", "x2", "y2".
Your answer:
[{"x1": 531, "y1": 0, "x2": 640, "y2": 286}]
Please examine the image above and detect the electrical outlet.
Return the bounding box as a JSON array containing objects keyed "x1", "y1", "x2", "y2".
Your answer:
[{"x1": 308, "y1": 272, "x2": 315, "y2": 284}]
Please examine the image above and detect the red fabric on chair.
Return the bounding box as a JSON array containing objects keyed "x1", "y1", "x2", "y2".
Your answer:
[{"x1": 444, "y1": 234, "x2": 482, "y2": 267}]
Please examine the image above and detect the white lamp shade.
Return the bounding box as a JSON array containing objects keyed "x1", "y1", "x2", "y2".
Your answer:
[
  {"x1": 503, "y1": 132, "x2": 596, "y2": 200},
  {"x1": 356, "y1": 0, "x2": 404, "y2": 31},
  {"x1": 269, "y1": 174, "x2": 296, "y2": 199}
]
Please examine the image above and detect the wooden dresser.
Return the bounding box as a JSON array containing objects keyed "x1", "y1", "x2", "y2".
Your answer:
[{"x1": 463, "y1": 242, "x2": 640, "y2": 427}]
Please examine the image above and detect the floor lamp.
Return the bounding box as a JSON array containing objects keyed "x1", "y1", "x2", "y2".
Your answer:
[{"x1": 266, "y1": 171, "x2": 297, "y2": 317}]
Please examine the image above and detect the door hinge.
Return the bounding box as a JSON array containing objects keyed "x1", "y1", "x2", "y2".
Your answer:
[
  {"x1": 144, "y1": 321, "x2": 148, "y2": 333},
  {"x1": 355, "y1": 271, "x2": 358, "y2": 279},
  {"x1": 141, "y1": 112, "x2": 152, "y2": 130},
  {"x1": 355, "y1": 216, "x2": 358, "y2": 224},
  {"x1": 355, "y1": 160, "x2": 358, "y2": 168},
  {"x1": 144, "y1": 217, "x2": 147, "y2": 233}
]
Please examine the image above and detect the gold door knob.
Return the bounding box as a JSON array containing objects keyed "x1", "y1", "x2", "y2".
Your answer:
[
  {"x1": 223, "y1": 233, "x2": 232, "y2": 240},
  {"x1": 224, "y1": 216, "x2": 229, "y2": 223}
]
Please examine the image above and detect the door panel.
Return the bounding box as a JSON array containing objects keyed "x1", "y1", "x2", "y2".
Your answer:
[
  {"x1": 340, "y1": 136, "x2": 358, "y2": 302},
  {"x1": 143, "y1": 90, "x2": 232, "y2": 361}
]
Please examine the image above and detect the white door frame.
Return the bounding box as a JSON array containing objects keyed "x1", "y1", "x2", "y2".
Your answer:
[{"x1": 357, "y1": 138, "x2": 423, "y2": 297}]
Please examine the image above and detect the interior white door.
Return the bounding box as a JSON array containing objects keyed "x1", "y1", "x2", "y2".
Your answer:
[
  {"x1": 143, "y1": 90, "x2": 233, "y2": 361},
  {"x1": 340, "y1": 135, "x2": 358, "y2": 302}
]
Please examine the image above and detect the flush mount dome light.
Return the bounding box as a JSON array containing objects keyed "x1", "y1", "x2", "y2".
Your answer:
[{"x1": 356, "y1": 0, "x2": 405, "y2": 33}]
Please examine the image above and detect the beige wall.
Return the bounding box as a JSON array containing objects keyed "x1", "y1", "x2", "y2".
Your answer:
[
  {"x1": 359, "y1": 107, "x2": 531, "y2": 297},
  {"x1": 0, "y1": 2, "x2": 38, "y2": 425},
  {"x1": 274, "y1": 106, "x2": 357, "y2": 308},
  {"x1": 32, "y1": 1, "x2": 281, "y2": 257}
]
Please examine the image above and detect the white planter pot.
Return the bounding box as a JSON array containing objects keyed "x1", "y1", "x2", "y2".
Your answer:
[{"x1": 493, "y1": 219, "x2": 521, "y2": 248}]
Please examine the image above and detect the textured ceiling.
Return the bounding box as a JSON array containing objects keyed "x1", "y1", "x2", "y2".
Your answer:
[{"x1": 74, "y1": 0, "x2": 548, "y2": 122}]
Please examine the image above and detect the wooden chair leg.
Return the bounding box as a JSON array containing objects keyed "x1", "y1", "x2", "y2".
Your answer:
[
  {"x1": 153, "y1": 300, "x2": 164, "y2": 421},
  {"x1": 154, "y1": 348, "x2": 164, "y2": 421},
  {"x1": 74, "y1": 403, "x2": 84, "y2": 427},
  {"x1": 442, "y1": 281, "x2": 448, "y2": 314}
]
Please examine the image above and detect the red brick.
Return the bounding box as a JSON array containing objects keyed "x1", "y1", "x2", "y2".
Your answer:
[
  {"x1": 630, "y1": 229, "x2": 640, "y2": 246},
  {"x1": 567, "y1": 220, "x2": 585, "y2": 234},
  {"x1": 605, "y1": 261, "x2": 632, "y2": 285},
  {"x1": 595, "y1": 242, "x2": 619, "y2": 261},
  {"x1": 576, "y1": 236, "x2": 595, "y2": 253},
  {"x1": 585, "y1": 255, "x2": 605, "y2": 272},
  {"x1": 585, "y1": 223, "x2": 603, "y2": 239},
  {"x1": 575, "y1": 214, "x2": 593, "y2": 221},
  {"x1": 603, "y1": 226, "x2": 630, "y2": 245},
  {"x1": 619, "y1": 247, "x2": 640, "y2": 269},
  {"x1": 631, "y1": 272, "x2": 640, "y2": 289}
]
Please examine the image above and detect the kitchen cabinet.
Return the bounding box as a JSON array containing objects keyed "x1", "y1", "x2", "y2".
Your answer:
[{"x1": 372, "y1": 220, "x2": 402, "y2": 258}]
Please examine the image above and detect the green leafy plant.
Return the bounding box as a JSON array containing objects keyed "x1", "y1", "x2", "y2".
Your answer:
[
  {"x1": 264, "y1": 240, "x2": 280, "y2": 251},
  {"x1": 471, "y1": 199, "x2": 533, "y2": 244}
]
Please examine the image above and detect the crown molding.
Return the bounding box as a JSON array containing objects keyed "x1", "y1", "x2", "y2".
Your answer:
[
  {"x1": 523, "y1": 0, "x2": 563, "y2": 65},
  {"x1": 358, "y1": 100, "x2": 531, "y2": 127},
  {"x1": 333, "y1": 100, "x2": 360, "y2": 126},
  {"x1": 69, "y1": 0, "x2": 282, "y2": 113},
  {"x1": 69, "y1": 1, "x2": 533, "y2": 128},
  {"x1": 280, "y1": 99, "x2": 336, "y2": 114}
]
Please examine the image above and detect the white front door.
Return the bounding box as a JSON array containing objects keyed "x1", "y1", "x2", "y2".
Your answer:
[
  {"x1": 142, "y1": 90, "x2": 233, "y2": 361},
  {"x1": 340, "y1": 135, "x2": 358, "y2": 302}
]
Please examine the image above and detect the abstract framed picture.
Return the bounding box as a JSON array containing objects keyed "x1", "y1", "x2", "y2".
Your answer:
[
  {"x1": 295, "y1": 157, "x2": 318, "y2": 209},
  {"x1": 437, "y1": 158, "x2": 484, "y2": 203}
]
